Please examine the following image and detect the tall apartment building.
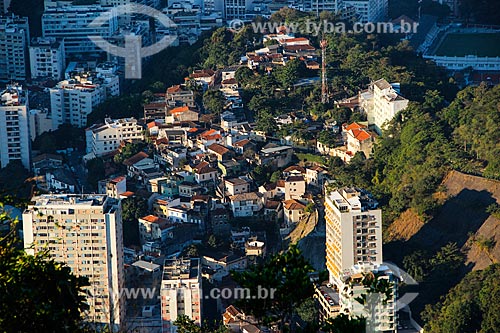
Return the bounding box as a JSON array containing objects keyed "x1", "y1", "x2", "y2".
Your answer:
[
  {"x1": 0, "y1": 84, "x2": 31, "y2": 170},
  {"x1": 22, "y1": 194, "x2": 126, "y2": 330},
  {"x1": 344, "y1": 0, "x2": 388, "y2": 23},
  {"x1": 161, "y1": 257, "x2": 202, "y2": 333},
  {"x1": 324, "y1": 187, "x2": 382, "y2": 288},
  {"x1": 50, "y1": 70, "x2": 118, "y2": 128},
  {"x1": 29, "y1": 37, "x2": 65, "y2": 80},
  {"x1": 42, "y1": 5, "x2": 118, "y2": 60},
  {"x1": 307, "y1": 0, "x2": 343, "y2": 15},
  {"x1": 85, "y1": 117, "x2": 144, "y2": 157},
  {"x1": 341, "y1": 262, "x2": 397, "y2": 332},
  {"x1": 360, "y1": 79, "x2": 408, "y2": 135},
  {"x1": 0, "y1": 16, "x2": 29, "y2": 81}
]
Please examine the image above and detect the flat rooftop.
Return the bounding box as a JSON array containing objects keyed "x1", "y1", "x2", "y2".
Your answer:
[
  {"x1": 163, "y1": 257, "x2": 200, "y2": 281},
  {"x1": 435, "y1": 33, "x2": 500, "y2": 57},
  {"x1": 29, "y1": 194, "x2": 108, "y2": 207}
]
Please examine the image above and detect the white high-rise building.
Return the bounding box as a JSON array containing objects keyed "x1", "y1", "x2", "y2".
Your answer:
[
  {"x1": 50, "y1": 70, "x2": 119, "y2": 128},
  {"x1": 29, "y1": 37, "x2": 66, "y2": 80},
  {"x1": 42, "y1": 5, "x2": 118, "y2": 60},
  {"x1": 359, "y1": 79, "x2": 409, "y2": 135},
  {"x1": 325, "y1": 187, "x2": 382, "y2": 288},
  {"x1": 344, "y1": 0, "x2": 388, "y2": 23},
  {"x1": 0, "y1": 84, "x2": 31, "y2": 170},
  {"x1": 0, "y1": 16, "x2": 29, "y2": 81},
  {"x1": 340, "y1": 262, "x2": 397, "y2": 332},
  {"x1": 161, "y1": 257, "x2": 202, "y2": 333},
  {"x1": 307, "y1": 0, "x2": 343, "y2": 15},
  {"x1": 22, "y1": 194, "x2": 126, "y2": 330},
  {"x1": 85, "y1": 117, "x2": 144, "y2": 157}
]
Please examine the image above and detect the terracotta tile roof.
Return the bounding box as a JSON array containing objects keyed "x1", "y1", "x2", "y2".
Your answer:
[
  {"x1": 166, "y1": 85, "x2": 183, "y2": 93},
  {"x1": 230, "y1": 192, "x2": 261, "y2": 202},
  {"x1": 226, "y1": 178, "x2": 248, "y2": 186},
  {"x1": 222, "y1": 78, "x2": 238, "y2": 85},
  {"x1": 208, "y1": 143, "x2": 230, "y2": 156},
  {"x1": 140, "y1": 215, "x2": 161, "y2": 223},
  {"x1": 280, "y1": 37, "x2": 309, "y2": 43},
  {"x1": 276, "y1": 180, "x2": 285, "y2": 187},
  {"x1": 286, "y1": 175, "x2": 305, "y2": 182},
  {"x1": 147, "y1": 121, "x2": 159, "y2": 129},
  {"x1": 170, "y1": 106, "x2": 198, "y2": 114},
  {"x1": 345, "y1": 122, "x2": 366, "y2": 131},
  {"x1": 284, "y1": 199, "x2": 306, "y2": 211},
  {"x1": 284, "y1": 165, "x2": 305, "y2": 174},
  {"x1": 155, "y1": 138, "x2": 169, "y2": 145},
  {"x1": 284, "y1": 44, "x2": 315, "y2": 51},
  {"x1": 351, "y1": 128, "x2": 372, "y2": 141},
  {"x1": 110, "y1": 175, "x2": 126, "y2": 183},
  {"x1": 233, "y1": 139, "x2": 249, "y2": 148},
  {"x1": 123, "y1": 152, "x2": 149, "y2": 166},
  {"x1": 194, "y1": 161, "x2": 217, "y2": 174},
  {"x1": 121, "y1": 191, "x2": 134, "y2": 197},
  {"x1": 190, "y1": 69, "x2": 215, "y2": 78}
]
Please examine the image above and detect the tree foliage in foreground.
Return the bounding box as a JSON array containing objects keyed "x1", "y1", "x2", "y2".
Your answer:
[
  {"x1": 0, "y1": 209, "x2": 89, "y2": 332},
  {"x1": 231, "y1": 244, "x2": 314, "y2": 329}
]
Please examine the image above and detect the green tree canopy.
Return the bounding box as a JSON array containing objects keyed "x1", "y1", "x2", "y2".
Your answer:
[{"x1": 0, "y1": 212, "x2": 89, "y2": 332}]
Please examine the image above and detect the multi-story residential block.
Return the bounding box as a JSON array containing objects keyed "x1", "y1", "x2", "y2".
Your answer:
[
  {"x1": 85, "y1": 118, "x2": 144, "y2": 157},
  {"x1": 161, "y1": 258, "x2": 202, "y2": 333},
  {"x1": 29, "y1": 37, "x2": 65, "y2": 80},
  {"x1": 0, "y1": 84, "x2": 31, "y2": 170},
  {"x1": 229, "y1": 192, "x2": 263, "y2": 217},
  {"x1": 256, "y1": 145, "x2": 293, "y2": 169},
  {"x1": 50, "y1": 70, "x2": 119, "y2": 128},
  {"x1": 306, "y1": 0, "x2": 343, "y2": 16},
  {"x1": 22, "y1": 194, "x2": 125, "y2": 330},
  {"x1": 340, "y1": 263, "x2": 397, "y2": 332},
  {"x1": 166, "y1": 84, "x2": 195, "y2": 107},
  {"x1": 42, "y1": 5, "x2": 118, "y2": 59},
  {"x1": 98, "y1": 175, "x2": 127, "y2": 198},
  {"x1": 284, "y1": 174, "x2": 306, "y2": 200},
  {"x1": 305, "y1": 165, "x2": 328, "y2": 187},
  {"x1": 325, "y1": 187, "x2": 382, "y2": 288},
  {"x1": 283, "y1": 199, "x2": 306, "y2": 226},
  {"x1": 344, "y1": 0, "x2": 388, "y2": 23},
  {"x1": 29, "y1": 108, "x2": 54, "y2": 140},
  {"x1": 224, "y1": 177, "x2": 250, "y2": 196},
  {"x1": 364, "y1": 79, "x2": 408, "y2": 135},
  {"x1": 138, "y1": 214, "x2": 174, "y2": 244},
  {"x1": 144, "y1": 102, "x2": 168, "y2": 122},
  {"x1": 0, "y1": 16, "x2": 29, "y2": 81}
]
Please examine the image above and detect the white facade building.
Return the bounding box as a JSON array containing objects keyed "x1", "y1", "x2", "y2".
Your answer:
[
  {"x1": 86, "y1": 118, "x2": 144, "y2": 157},
  {"x1": 363, "y1": 79, "x2": 408, "y2": 135},
  {"x1": 161, "y1": 258, "x2": 202, "y2": 333},
  {"x1": 344, "y1": 0, "x2": 388, "y2": 23},
  {"x1": 0, "y1": 84, "x2": 31, "y2": 170},
  {"x1": 29, "y1": 37, "x2": 65, "y2": 80},
  {"x1": 340, "y1": 263, "x2": 397, "y2": 332},
  {"x1": 42, "y1": 5, "x2": 118, "y2": 59},
  {"x1": 22, "y1": 194, "x2": 126, "y2": 330},
  {"x1": 29, "y1": 108, "x2": 55, "y2": 140},
  {"x1": 0, "y1": 16, "x2": 29, "y2": 81},
  {"x1": 325, "y1": 187, "x2": 382, "y2": 288},
  {"x1": 50, "y1": 70, "x2": 119, "y2": 128}
]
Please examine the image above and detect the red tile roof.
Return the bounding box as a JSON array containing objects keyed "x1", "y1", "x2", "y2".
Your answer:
[
  {"x1": 123, "y1": 152, "x2": 149, "y2": 166},
  {"x1": 233, "y1": 139, "x2": 251, "y2": 147},
  {"x1": 167, "y1": 85, "x2": 183, "y2": 93},
  {"x1": 284, "y1": 199, "x2": 306, "y2": 211},
  {"x1": 208, "y1": 143, "x2": 230, "y2": 156}
]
